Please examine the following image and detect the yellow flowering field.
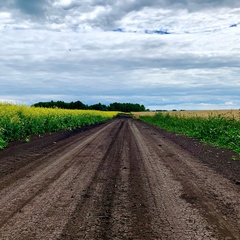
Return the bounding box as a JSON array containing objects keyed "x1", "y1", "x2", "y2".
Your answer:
[{"x1": 0, "y1": 103, "x2": 119, "y2": 149}]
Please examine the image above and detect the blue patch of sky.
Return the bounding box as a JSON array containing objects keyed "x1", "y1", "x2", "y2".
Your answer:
[
  {"x1": 112, "y1": 28, "x2": 171, "y2": 34},
  {"x1": 15, "y1": 0, "x2": 47, "y2": 16},
  {"x1": 229, "y1": 23, "x2": 239, "y2": 28},
  {"x1": 144, "y1": 30, "x2": 170, "y2": 34},
  {"x1": 112, "y1": 28, "x2": 124, "y2": 32}
]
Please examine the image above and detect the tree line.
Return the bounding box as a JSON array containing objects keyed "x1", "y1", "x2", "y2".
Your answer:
[{"x1": 32, "y1": 100, "x2": 147, "y2": 112}]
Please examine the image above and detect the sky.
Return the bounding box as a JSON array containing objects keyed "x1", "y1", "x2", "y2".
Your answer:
[{"x1": 0, "y1": 0, "x2": 240, "y2": 110}]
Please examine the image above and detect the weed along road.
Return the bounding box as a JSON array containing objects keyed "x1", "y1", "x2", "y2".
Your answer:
[{"x1": 0, "y1": 117, "x2": 240, "y2": 240}]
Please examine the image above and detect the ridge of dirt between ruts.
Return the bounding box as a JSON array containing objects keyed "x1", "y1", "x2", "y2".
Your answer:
[{"x1": 137, "y1": 120, "x2": 240, "y2": 184}]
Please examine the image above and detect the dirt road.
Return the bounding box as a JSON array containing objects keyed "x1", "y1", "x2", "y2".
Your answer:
[{"x1": 0, "y1": 118, "x2": 239, "y2": 239}]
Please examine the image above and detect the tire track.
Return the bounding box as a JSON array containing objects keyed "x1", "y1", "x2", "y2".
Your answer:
[
  {"x1": 60, "y1": 120, "x2": 127, "y2": 239},
  {"x1": 0, "y1": 120, "x2": 120, "y2": 239},
  {"x1": 132, "y1": 120, "x2": 240, "y2": 240},
  {"x1": 0, "y1": 118, "x2": 239, "y2": 240},
  {"x1": 129, "y1": 121, "x2": 217, "y2": 239}
]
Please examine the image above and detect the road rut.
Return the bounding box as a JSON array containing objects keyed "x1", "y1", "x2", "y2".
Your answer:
[{"x1": 0, "y1": 118, "x2": 239, "y2": 239}]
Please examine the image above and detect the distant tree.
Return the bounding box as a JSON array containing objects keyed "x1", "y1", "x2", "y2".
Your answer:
[
  {"x1": 32, "y1": 101, "x2": 146, "y2": 112},
  {"x1": 108, "y1": 102, "x2": 145, "y2": 112},
  {"x1": 90, "y1": 103, "x2": 108, "y2": 111},
  {"x1": 70, "y1": 101, "x2": 87, "y2": 110}
]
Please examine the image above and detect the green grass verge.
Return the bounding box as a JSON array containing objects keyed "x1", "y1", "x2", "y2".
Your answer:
[{"x1": 140, "y1": 113, "x2": 240, "y2": 155}]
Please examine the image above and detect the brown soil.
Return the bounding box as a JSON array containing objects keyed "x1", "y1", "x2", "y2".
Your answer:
[{"x1": 0, "y1": 118, "x2": 239, "y2": 240}]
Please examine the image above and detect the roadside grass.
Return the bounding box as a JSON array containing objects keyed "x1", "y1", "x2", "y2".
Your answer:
[
  {"x1": 140, "y1": 113, "x2": 240, "y2": 155},
  {"x1": 0, "y1": 103, "x2": 119, "y2": 150}
]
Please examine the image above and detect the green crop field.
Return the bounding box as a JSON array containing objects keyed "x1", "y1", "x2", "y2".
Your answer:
[
  {"x1": 0, "y1": 103, "x2": 119, "y2": 150},
  {"x1": 140, "y1": 112, "x2": 240, "y2": 155}
]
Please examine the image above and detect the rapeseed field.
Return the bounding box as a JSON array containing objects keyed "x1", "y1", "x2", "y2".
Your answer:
[{"x1": 0, "y1": 103, "x2": 118, "y2": 150}]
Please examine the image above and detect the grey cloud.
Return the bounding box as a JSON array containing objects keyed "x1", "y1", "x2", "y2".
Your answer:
[
  {"x1": 14, "y1": 0, "x2": 50, "y2": 16},
  {"x1": 158, "y1": 0, "x2": 240, "y2": 10},
  {"x1": 58, "y1": 0, "x2": 240, "y2": 30},
  {"x1": 60, "y1": 2, "x2": 81, "y2": 11},
  {"x1": 4, "y1": 0, "x2": 240, "y2": 25},
  {"x1": 0, "y1": 1, "x2": 12, "y2": 10},
  {"x1": 8, "y1": 0, "x2": 237, "y2": 31},
  {"x1": 89, "y1": 0, "x2": 240, "y2": 13}
]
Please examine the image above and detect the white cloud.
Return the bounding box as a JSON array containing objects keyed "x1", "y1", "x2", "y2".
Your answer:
[
  {"x1": 0, "y1": 12, "x2": 11, "y2": 19},
  {"x1": 0, "y1": 0, "x2": 240, "y2": 109}
]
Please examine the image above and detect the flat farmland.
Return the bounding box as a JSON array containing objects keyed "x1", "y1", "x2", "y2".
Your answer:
[
  {"x1": 0, "y1": 117, "x2": 240, "y2": 239},
  {"x1": 133, "y1": 109, "x2": 240, "y2": 119}
]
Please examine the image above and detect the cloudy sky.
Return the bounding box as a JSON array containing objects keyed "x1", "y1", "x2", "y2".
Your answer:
[{"x1": 0, "y1": 0, "x2": 240, "y2": 110}]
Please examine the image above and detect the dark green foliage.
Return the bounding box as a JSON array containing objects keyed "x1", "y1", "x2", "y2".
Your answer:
[
  {"x1": 89, "y1": 103, "x2": 108, "y2": 111},
  {"x1": 108, "y1": 102, "x2": 145, "y2": 112},
  {"x1": 33, "y1": 100, "x2": 87, "y2": 110},
  {"x1": 32, "y1": 101, "x2": 146, "y2": 112}
]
